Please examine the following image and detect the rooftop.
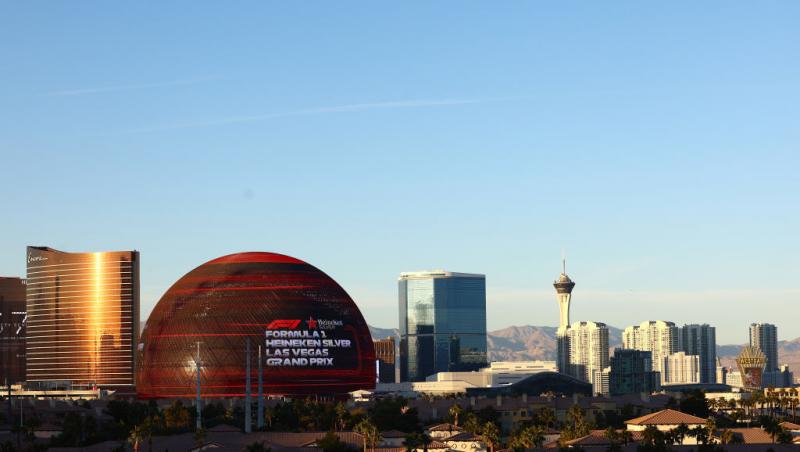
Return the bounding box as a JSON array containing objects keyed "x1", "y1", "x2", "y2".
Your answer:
[
  {"x1": 399, "y1": 271, "x2": 485, "y2": 280},
  {"x1": 625, "y1": 409, "x2": 706, "y2": 426}
]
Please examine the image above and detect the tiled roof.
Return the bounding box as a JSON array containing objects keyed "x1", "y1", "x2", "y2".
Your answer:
[
  {"x1": 260, "y1": 431, "x2": 364, "y2": 448},
  {"x1": 427, "y1": 423, "x2": 463, "y2": 432},
  {"x1": 625, "y1": 409, "x2": 706, "y2": 426},
  {"x1": 206, "y1": 423, "x2": 241, "y2": 433},
  {"x1": 444, "y1": 432, "x2": 481, "y2": 442},
  {"x1": 381, "y1": 429, "x2": 408, "y2": 438},
  {"x1": 721, "y1": 428, "x2": 775, "y2": 444},
  {"x1": 565, "y1": 430, "x2": 643, "y2": 446},
  {"x1": 427, "y1": 440, "x2": 450, "y2": 449},
  {"x1": 780, "y1": 421, "x2": 800, "y2": 430}
]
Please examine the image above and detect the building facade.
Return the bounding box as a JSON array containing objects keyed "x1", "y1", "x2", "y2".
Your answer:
[
  {"x1": 681, "y1": 324, "x2": 716, "y2": 383},
  {"x1": 622, "y1": 320, "x2": 680, "y2": 384},
  {"x1": 25, "y1": 247, "x2": 140, "y2": 388},
  {"x1": 566, "y1": 321, "x2": 609, "y2": 385},
  {"x1": 138, "y1": 252, "x2": 376, "y2": 398},
  {"x1": 663, "y1": 351, "x2": 701, "y2": 385},
  {"x1": 374, "y1": 337, "x2": 396, "y2": 383},
  {"x1": 399, "y1": 271, "x2": 487, "y2": 382},
  {"x1": 0, "y1": 277, "x2": 27, "y2": 384},
  {"x1": 749, "y1": 323, "x2": 778, "y2": 372},
  {"x1": 608, "y1": 349, "x2": 660, "y2": 396}
]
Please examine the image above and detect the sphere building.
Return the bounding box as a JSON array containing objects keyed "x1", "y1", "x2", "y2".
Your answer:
[{"x1": 137, "y1": 252, "x2": 375, "y2": 398}]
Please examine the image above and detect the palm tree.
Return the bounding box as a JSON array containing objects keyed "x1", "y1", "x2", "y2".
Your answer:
[
  {"x1": 481, "y1": 422, "x2": 500, "y2": 452},
  {"x1": 673, "y1": 423, "x2": 690, "y2": 445},
  {"x1": 403, "y1": 433, "x2": 421, "y2": 452},
  {"x1": 537, "y1": 407, "x2": 557, "y2": 430},
  {"x1": 128, "y1": 425, "x2": 145, "y2": 452},
  {"x1": 335, "y1": 402, "x2": 348, "y2": 432},
  {"x1": 354, "y1": 418, "x2": 381, "y2": 452},
  {"x1": 719, "y1": 429, "x2": 735, "y2": 445},
  {"x1": 449, "y1": 404, "x2": 463, "y2": 428},
  {"x1": 619, "y1": 429, "x2": 633, "y2": 446}
]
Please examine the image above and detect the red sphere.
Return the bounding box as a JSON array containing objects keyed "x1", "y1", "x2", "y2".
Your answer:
[{"x1": 136, "y1": 252, "x2": 376, "y2": 398}]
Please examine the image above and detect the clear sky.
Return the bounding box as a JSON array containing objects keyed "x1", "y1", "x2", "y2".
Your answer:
[{"x1": 1, "y1": 2, "x2": 798, "y2": 344}]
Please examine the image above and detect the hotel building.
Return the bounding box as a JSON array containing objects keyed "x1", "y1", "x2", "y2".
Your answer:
[
  {"x1": 398, "y1": 271, "x2": 487, "y2": 382},
  {"x1": 25, "y1": 247, "x2": 139, "y2": 388}
]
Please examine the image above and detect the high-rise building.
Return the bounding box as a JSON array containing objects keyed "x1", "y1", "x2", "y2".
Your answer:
[
  {"x1": 623, "y1": 320, "x2": 680, "y2": 384},
  {"x1": 0, "y1": 277, "x2": 27, "y2": 384},
  {"x1": 593, "y1": 367, "x2": 610, "y2": 396},
  {"x1": 553, "y1": 264, "x2": 575, "y2": 375},
  {"x1": 398, "y1": 271, "x2": 487, "y2": 382},
  {"x1": 663, "y1": 351, "x2": 701, "y2": 385},
  {"x1": 608, "y1": 349, "x2": 660, "y2": 396},
  {"x1": 26, "y1": 247, "x2": 139, "y2": 388},
  {"x1": 749, "y1": 323, "x2": 778, "y2": 372},
  {"x1": 374, "y1": 337, "x2": 396, "y2": 383},
  {"x1": 566, "y1": 321, "x2": 609, "y2": 384},
  {"x1": 682, "y1": 324, "x2": 717, "y2": 383}
]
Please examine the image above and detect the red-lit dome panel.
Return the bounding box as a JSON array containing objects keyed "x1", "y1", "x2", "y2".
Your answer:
[{"x1": 136, "y1": 252, "x2": 376, "y2": 398}]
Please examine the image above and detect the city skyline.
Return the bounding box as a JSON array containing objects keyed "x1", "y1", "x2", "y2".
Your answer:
[{"x1": 2, "y1": 3, "x2": 799, "y2": 344}]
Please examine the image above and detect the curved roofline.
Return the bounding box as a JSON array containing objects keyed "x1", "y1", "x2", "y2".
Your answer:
[{"x1": 205, "y1": 252, "x2": 306, "y2": 265}]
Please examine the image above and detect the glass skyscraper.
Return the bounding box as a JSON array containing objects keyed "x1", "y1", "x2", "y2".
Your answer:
[
  {"x1": 398, "y1": 271, "x2": 487, "y2": 382},
  {"x1": 26, "y1": 246, "x2": 139, "y2": 388}
]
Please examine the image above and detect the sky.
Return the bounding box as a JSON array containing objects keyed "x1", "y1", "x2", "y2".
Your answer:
[{"x1": 1, "y1": 2, "x2": 798, "y2": 344}]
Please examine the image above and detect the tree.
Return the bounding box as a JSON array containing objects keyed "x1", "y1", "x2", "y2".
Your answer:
[
  {"x1": 537, "y1": 407, "x2": 557, "y2": 430},
  {"x1": 602, "y1": 427, "x2": 622, "y2": 452},
  {"x1": 462, "y1": 412, "x2": 481, "y2": 435},
  {"x1": 354, "y1": 418, "x2": 381, "y2": 452},
  {"x1": 481, "y1": 422, "x2": 500, "y2": 452},
  {"x1": 449, "y1": 404, "x2": 463, "y2": 428},
  {"x1": 678, "y1": 390, "x2": 710, "y2": 418},
  {"x1": 561, "y1": 404, "x2": 591, "y2": 442},
  {"x1": 335, "y1": 402, "x2": 348, "y2": 432},
  {"x1": 510, "y1": 425, "x2": 545, "y2": 451},
  {"x1": 640, "y1": 425, "x2": 667, "y2": 449},
  {"x1": 672, "y1": 423, "x2": 690, "y2": 445},
  {"x1": 760, "y1": 416, "x2": 785, "y2": 444},
  {"x1": 245, "y1": 441, "x2": 272, "y2": 452},
  {"x1": 163, "y1": 400, "x2": 191, "y2": 432},
  {"x1": 317, "y1": 432, "x2": 357, "y2": 452},
  {"x1": 128, "y1": 425, "x2": 145, "y2": 452}
]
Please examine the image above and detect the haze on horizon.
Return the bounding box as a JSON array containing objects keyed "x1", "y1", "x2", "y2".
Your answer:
[{"x1": 1, "y1": 2, "x2": 798, "y2": 344}]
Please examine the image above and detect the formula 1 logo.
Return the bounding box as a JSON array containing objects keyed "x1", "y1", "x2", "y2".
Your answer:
[{"x1": 266, "y1": 319, "x2": 301, "y2": 330}]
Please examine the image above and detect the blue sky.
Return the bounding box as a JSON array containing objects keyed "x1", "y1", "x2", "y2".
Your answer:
[{"x1": 1, "y1": 2, "x2": 798, "y2": 344}]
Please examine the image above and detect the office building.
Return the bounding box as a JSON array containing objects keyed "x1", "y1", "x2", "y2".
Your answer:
[
  {"x1": 374, "y1": 337, "x2": 396, "y2": 383},
  {"x1": 609, "y1": 349, "x2": 660, "y2": 396},
  {"x1": 398, "y1": 271, "x2": 487, "y2": 382},
  {"x1": 25, "y1": 247, "x2": 139, "y2": 388},
  {"x1": 566, "y1": 321, "x2": 609, "y2": 384},
  {"x1": 663, "y1": 352, "x2": 701, "y2": 385},
  {"x1": 0, "y1": 277, "x2": 27, "y2": 384},
  {"x1": 749, "y1": 323, "x2": 778, "y2": 371},
  {"x1": 681, "y1": 324, "x2": 716, "y2": 383},
  {"x1": 623, "y1": 320, "x2": 680, "y2": 384},
  {"x1": 553, "y1": 263, "x2": 575, "y2": 375}
]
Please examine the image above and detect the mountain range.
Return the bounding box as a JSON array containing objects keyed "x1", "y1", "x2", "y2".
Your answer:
[{"x1": 370, "y1": 325, "x2": 800, "y2": 372}]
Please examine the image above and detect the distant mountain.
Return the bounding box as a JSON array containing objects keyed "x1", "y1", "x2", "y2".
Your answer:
[{"x1": 368, "y1": 324, "x2": 800, "y2": 373}]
